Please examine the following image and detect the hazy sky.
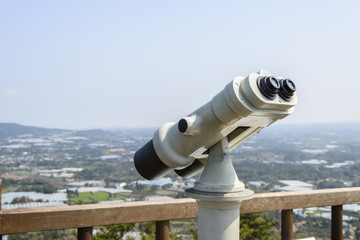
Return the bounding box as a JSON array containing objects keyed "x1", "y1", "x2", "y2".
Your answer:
[{"x1": 1, "y1": 1, "x2": 359, "y2": 129}]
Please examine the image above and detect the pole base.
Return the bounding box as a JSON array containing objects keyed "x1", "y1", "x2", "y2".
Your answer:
[{"x1": 186, "y1": 188, "x2": 254, "y2": 240}]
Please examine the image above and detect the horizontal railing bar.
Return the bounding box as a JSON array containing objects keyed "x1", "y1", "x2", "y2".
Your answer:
[
  {"x1": 0, "y1": 187, "x2": 359, "y2": 235},
  {"x1": 241, "y1": 187, "x2": 360, "y2": 213},
  {"x1": 0, "y1": 198, "x2": 197, "y2": 235}
]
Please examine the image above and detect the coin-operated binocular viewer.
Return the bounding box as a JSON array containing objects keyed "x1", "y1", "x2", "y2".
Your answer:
[{"x1": 134, "y1": 70, "x2": 297, "y2": 240}]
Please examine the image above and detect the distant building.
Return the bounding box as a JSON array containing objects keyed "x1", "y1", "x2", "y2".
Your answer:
[
  {"x1": 145, "y1": 196, "x2": 173, "y2": 201},
  {"x1": 2, "y1": 201, "x2": 67, "y2": 210},
  {"x1": 274, "y1": 180, "x2": 313, "y2": 192},
  {"x1": 248, "y1": 181, "x2": 268, "y2": 187},
  {"x1": 66, "y1": 187, "x2": 132, "y2": 194},
  {"x1": 135, "y1": 177, "x2": 174, "y2": 187},
  {"x1": 38, "y1": 168, "x2": 83, "y2": 178},
  {"x1": 2, "y1": 191, "x2": 68, "y2": 204},
  {"x1": 302, "y1": 159, "x2": 327, "y2": 165},
  {"x1": 89, "y1": 143, "x2": 109, "y2": 147},
  {"x1": 66, "y1": 180, "x2": 104, "y2": 187},
  {"x1": 1, "y1": 191, "x2": 68, "y2": 210},
  {"x1": 301, "y1": 149, "x2": 328, "y2": 154},
  {"x1": 343, "y1": 204, "x2": 360, "y2": 212},
  {"x1": 325, "y1": 161, "x2": 354, "y2": 168},
  {"x1": 100, "y1": 154, "x2": 119, "y2": 160},
  {"x1": 107, "y1": 148, "x2": 125, "y2": 152}
]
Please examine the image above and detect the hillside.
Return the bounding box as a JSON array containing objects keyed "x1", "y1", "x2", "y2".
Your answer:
[
  {"x1": 0, "y1": 123, "x2": 65, "y2": 138},
  {"x1": 0, "y1": 123, "x2": 116, "y2": 139}
]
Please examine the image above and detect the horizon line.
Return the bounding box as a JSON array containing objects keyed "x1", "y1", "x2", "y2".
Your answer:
[{"x1": 1, "y1": 121, "x2": 360, "y2": 132}]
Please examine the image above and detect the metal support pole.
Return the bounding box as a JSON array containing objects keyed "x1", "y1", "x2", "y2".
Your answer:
[
  {"x1": 196, "y1": 201, "x2": 243, "y2": 240},
  {"x1": 331, "y1": 205, "x2": 343, "y2": 240},
  {"x1": 156, "y1": 220, "x2": 170, "y2": 240},
  {"x1": 186, "y1": 139, "x2": 253, "y2": 240},
  {"x1": 281, "y1": 209, "x2": 293, "y2": 240},
  {"x1": 78, "y1": 227, "x2": 93, "y2": 240}
]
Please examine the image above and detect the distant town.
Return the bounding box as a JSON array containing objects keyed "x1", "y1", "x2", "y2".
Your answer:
[{"x1": 0, "y1": 122, "x2": 359, "y2": 239}]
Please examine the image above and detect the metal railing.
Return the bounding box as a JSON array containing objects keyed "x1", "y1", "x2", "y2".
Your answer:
[{"x1": 1, "y1": 184, "x2": 359, "y2": 240}]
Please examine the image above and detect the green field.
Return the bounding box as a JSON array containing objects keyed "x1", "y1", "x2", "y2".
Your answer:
[
  {"x1": 69, "y1": 191, "x2": 110, "y2": 204},
  {"x1": 15, "y1": 171, "x2": 32, "y2": 177}
]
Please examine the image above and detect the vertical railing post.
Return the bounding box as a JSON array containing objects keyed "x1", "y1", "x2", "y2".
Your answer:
[
  {"x1": 78, "y1": 227, "x2": 93, "y2": 240},
  {"x1": 281, "y1": 209, "x2": 293, "y2": 240},
  {"x1": 156, "y1": 220, "x2": 170, "y2": 240},
  {"x1": 331, "y1": 205, "x2": 343, "y2": 240}
]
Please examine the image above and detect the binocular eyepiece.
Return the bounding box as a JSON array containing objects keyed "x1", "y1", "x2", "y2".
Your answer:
[
  {"x1": 258, "y1": 76, "x2": 296, "y2": 101},
  {"x1": 134, "y1": 70, "x2": 297, "y2": 180},
  {"x1": 279, "y1": 78, "x2": 296, "y2": 101}
]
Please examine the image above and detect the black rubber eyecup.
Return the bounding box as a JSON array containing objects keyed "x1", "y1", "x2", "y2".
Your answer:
[
  {"x1": 278, "y1": 79, "x2": 296, "y2": 102},
  {"x1": 257, "y1": 76, "x2": 280, "y2": 100}
]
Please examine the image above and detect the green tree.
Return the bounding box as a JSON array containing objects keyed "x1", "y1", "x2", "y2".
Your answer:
[
  {"x1": 150, "y1": 185, "x2": 158, "y2": 192},
  {"x1": 94, "y1": 224, "x2": 135, "y2": 240},
  {"x1": 191, "y1": 213, "x2": 279, "y2": 240},
  {"x1": 240, "y1": 213, "x2": 279, "y2": 240},
  {"x1": 141, "y1": 222, "x2": 155, "y2": 240},
  {"x1": 42, "y1": 183, "x2": 56, "y2": 193},
  {"x1": 317, "y1": 180, "x2": 345, "y2": 189}
]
